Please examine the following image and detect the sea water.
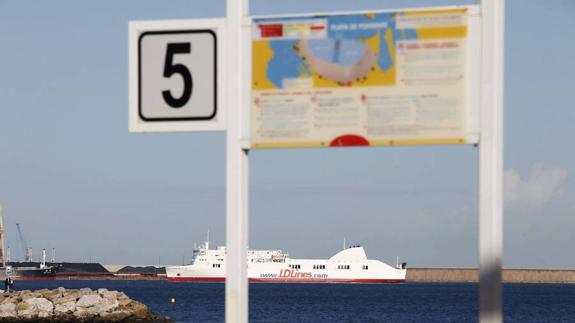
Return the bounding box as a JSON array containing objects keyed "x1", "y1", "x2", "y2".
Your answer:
[{"x1": 14, "y1": 281, "x2": 575, "y2": 322}]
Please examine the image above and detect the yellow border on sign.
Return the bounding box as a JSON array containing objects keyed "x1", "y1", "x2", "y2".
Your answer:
[
  {"x1": 253, "y1": 141, "x2": 328, "y2": 149},
  {"x1": 252, "y1": 138, "x2": 467, "y2": 149},
  {"x1": 370, "y1": 138, "x2": 467, "y2": 146}
]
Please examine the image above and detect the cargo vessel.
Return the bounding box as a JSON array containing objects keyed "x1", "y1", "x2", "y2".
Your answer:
[
  {"x1": 167, "y1": 239, "x2": 407, "y2": 283},
  {"x1": 2, "y1": 262, "x2": 56, "y2": 281}
]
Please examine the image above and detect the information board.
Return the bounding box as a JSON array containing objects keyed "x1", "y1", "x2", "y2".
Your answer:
[{"x1": 251, "y1": 8, "x2": 476, "y2": 148}]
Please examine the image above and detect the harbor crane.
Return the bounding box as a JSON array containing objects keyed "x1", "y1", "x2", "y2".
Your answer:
[{"x1": 16, "y1": 223, "x2": 32, "y2": 262}]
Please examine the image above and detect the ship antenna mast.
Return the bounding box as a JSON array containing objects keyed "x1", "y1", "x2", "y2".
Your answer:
[
  {"x1": 206, "y1": 230, "x2": 210, "y2": 250},
  {"x1": 343, "y1": 237, "x2": 346, "y2": 250}
]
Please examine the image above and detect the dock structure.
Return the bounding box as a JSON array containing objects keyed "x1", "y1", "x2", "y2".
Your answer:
[{"x1": 407, "y1": 268, "x2": 575, "y2": 284}]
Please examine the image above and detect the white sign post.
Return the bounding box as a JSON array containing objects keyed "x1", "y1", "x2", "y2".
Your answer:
[
  {"x1": 129, "y1": 19, "x2": 227, "y2": 133},
  {"x1": 226, "y1": 0, "x2": 250, "y2": 322},
  {"x1": 479, "y1": 0, "x2": 504, "y2": 322}
]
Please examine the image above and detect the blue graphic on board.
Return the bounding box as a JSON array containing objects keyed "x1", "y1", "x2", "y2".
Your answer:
[{"x1": 262, "y1": 13, "x2": 418, "y2": 89}]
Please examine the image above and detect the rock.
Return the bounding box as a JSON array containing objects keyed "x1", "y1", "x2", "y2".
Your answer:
[
  {"x1": 100, "y1": 309, "x2": 132, "y2": 321},
  {"x1": 0, "y1": 296, "x2": 16, "y2": 305},
  {"x1": 27, "y1": 297, "x2": 53, "y2": 312},
  {"x1": 20, "y1": 297, "x2": 54, "y2": 318},
  {"x1": 79, "y1": 288, "x2": 94, "y2": 297},
  {"x1": 93, "y1": 296, "x2": 119, "y2": 313},
  {"x1": 64, "y1": 289, "x2": 80, "y2": 301},
  {"x1": 73, "y1": 306, "x2": 91, "y2": 318},
  {"x1": 54, "y1": 300, "x2": 76, "y2": 314},
  {"x1": 53, "y1": 294, "x2": 78, "y2": 305},
  {"x1": 40, "y1": 289, "x2": 63, "y2": 301},
  {"x1": 101, "y1": 290, "x2": 118, "y2": 300},
  {"x1": 15, "y1": 301, "x2": 29, "y2": 312},
  {"x1": 124, "y1": 300, "x2": 148, "y2": 319},
  {"x1": 117, "y1": 292, "x2": 129, "y2": 300},
  {"x1": 76, "y1": 294, "x2": 101, "y2": 308},
  {"x1": 0, "y1": 303, "x2": 17, "y2": 318},
  {"x1": 118, "y1": 297, "x2": 132, "y2": 307},
  {"x1": 19, "y1": 292, "x2": 42, "y2": 301}
]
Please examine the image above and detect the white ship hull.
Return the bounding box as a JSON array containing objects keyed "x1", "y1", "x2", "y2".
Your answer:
[{"x1": 167, "y1": 243, "x2": 406, "y2": 284}]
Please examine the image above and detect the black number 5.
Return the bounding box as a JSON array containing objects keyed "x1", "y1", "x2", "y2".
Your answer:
[{"x1": 162, "y1": 43, "x2": 193, "y2": 108}]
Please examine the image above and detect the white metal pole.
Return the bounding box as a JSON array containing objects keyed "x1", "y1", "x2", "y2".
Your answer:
[
  {"x1": 226, "y1": 0, "x2": 250, "y2": 323},
  {"x1": 479, "y1": 0, "x2": 504, "y2": 322}
]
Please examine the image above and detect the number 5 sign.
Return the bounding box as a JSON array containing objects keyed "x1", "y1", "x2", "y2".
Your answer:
[{"x1": 129, "y1": 19, "x2": 226, "y2": 132}]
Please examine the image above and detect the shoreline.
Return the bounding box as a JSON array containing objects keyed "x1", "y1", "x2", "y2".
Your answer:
[{"x1": 21, "y1": 268, "x2": 575, "y2": 284}]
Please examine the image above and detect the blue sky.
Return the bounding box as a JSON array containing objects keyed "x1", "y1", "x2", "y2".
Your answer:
[{"x1": 0, "y1": 0, "x2": 574, "y2": 268}]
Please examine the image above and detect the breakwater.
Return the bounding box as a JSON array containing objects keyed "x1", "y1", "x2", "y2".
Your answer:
[
  {"x1": 407, "y1": 268, "x2": 575, "y2": 284},
  {"x1": 0, "y1": 287, "x2": 171, "y2": 322}
]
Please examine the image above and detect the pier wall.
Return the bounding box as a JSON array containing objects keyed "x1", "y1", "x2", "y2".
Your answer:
[{"x1": 407, "y1": 268, "x2": 575, "y2": 284}]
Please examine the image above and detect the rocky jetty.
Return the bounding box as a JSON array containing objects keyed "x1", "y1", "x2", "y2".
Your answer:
[{"x1": 0, "y1": 287, "x2": 171, "y2": 322}]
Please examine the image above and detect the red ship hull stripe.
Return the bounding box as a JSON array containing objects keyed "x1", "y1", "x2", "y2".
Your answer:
[
  {"x1": 13, "y1": 277, "x2": 56, "y2": 281},
  {"x1": 167, "y1": 277, "x2": 405, "y2": 283}
]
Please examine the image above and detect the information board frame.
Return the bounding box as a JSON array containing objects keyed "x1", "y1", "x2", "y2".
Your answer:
[{"x1": 247, "y1": 5, "x2": 481, "y2": 149}]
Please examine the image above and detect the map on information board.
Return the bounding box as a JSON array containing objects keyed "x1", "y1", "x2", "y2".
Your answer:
[{"x1": 251, "y1": 8, "x2": 470, "y2": 148}]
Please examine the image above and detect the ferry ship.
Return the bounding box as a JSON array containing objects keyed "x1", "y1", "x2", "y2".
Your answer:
[{"x1": 167, "y1": 240, "x2": 407, "y2": 283}]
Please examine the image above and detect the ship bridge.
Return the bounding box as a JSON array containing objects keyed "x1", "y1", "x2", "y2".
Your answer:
[{"x1": 248, "y1": 250, "x2": 288, "y2": 263}]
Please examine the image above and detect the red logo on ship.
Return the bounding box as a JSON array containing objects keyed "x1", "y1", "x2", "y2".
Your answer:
[{"x1": 278, "y1": 269, "x2": 312, "y2": 278}]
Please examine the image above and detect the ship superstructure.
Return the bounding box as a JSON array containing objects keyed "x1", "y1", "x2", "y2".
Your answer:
[{"x1": 167, "y1": 240, "x2": 406, "y2": 283}]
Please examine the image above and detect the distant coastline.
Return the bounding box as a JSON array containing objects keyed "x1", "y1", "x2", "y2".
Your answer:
[
  {"x1": 48, "y1": 267, "x2": 575, "y2": 284},
  {"x1": 407, "y1": 268, "x2": 575, "y2": 284}
]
